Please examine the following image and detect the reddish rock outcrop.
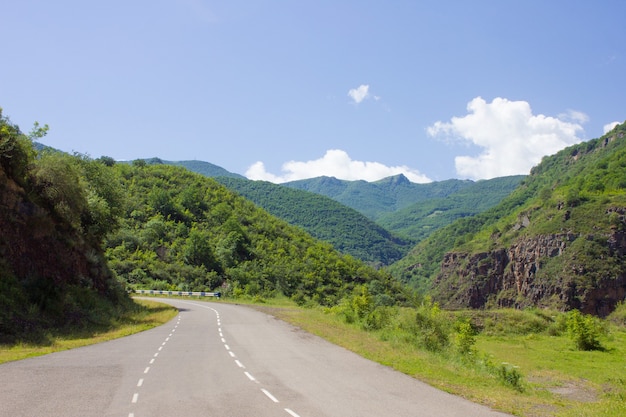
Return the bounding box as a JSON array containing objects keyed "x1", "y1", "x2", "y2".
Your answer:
[
  {"x1": 0, "y1": 166, "x2": 112, "y2": 295},
  {"x1": 434, "y1": 231, "x2": 626, "y2": 317}
]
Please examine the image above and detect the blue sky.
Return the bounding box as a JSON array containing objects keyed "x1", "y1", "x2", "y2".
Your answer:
[{"x1": 1, "y1": 1, "x2": 624, "y2": 182}]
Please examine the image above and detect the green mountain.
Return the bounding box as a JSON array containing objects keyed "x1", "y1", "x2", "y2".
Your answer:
[
  {"x1": 283, "y1": 174, "x2": 475, "y2": 220},
  {"x1": 391, "y1": 122, "x2": 626, "y2": 316},
  {"x1": 145, "y1": 157, "x2": 520, "y2": 252},
  {"x1": 142, "y1": 157, "x2": 245, "y2": 179},
  {"x1": 376, "y1": 176, "x2": 525, "y2": 241},
  {"x1": 214, "y1": 177, "x2": 413, "y2": 266},
  {"x1": 1, "y1": 108, "x2": 409, "y2": 340},
  {"x1": 283, "y1": 173, "x2": 523, "y2": 242},
  {"x1": 105, "y1": 163, "x2": 408, "y2": 306}
]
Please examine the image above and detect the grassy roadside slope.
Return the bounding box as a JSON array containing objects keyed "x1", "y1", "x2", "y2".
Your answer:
[
  {"x1": 252, "y1": 300, "x2": 626, "y2": 417},
  {"x1": 0, "y1": 299, "x2": 177, "y2": 364}
]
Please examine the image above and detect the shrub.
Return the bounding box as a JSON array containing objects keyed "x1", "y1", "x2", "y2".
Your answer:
[
  {"x1": 363, "y1": 306, "x2": 396, "y2": 331},
  {"x1": 608, "y1": 301, "x2": 626, "y2": 327},
  {"x1": 565, "y1": 309, "x2": 606, "y2": 351},
  {"x1": 414, "y1": 298, "x2": 450, "y2": 352},
  {"x1": 496, "y1": 363, "x2": 524, "y2": 392},
  {"x1": 454, "y1": 319, "x2": 477, "y2": 356},
  {"x1": 351, "y1": 286, "x2": 374, "y2": 320}
]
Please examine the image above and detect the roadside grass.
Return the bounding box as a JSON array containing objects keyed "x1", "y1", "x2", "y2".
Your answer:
[
  {"x1": 477, "y1": 330, "x2": 626, "y2": 417},
  {"x1": 0, "y1": 299, "x2": 177, "y2": 364},
  {"x1": 248, "y1": 300, "x2": 626, "y2": 417}
]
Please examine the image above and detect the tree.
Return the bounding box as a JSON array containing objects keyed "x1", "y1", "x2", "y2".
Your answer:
[
  {"x1": 97, "y1": 156, "x2": 116, "y2": 167},
  {"x1": 32, "y1": 152, "x2": 87, "y2": 230},
  {"x1": 183, "y1": 228, "x2": 221, "y2": 272},
  {"x1": 28, "y1": 121, "x2": 49, "y2": 140},
  {"x1": 0, "y1": 108, "x2": 35, "y2": 184}
]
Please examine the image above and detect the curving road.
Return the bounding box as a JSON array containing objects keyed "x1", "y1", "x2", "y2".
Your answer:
[{"x1": 0, "y1": 299, "x2": 511, "y2": 417}]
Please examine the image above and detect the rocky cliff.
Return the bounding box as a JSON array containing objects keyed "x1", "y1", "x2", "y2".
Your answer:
[
  {"x1": 0, "y1": 152, "x2": 124, "y2": 339},
  {"x1": 0, "y1": 167, "x2": 112, "y2": 293},
  {"x1": 433, "y1": 212, "x2": 626, "y2": 316},
  {"x1": 424, "y1": 123, "x2": 626, "y2": 317}
]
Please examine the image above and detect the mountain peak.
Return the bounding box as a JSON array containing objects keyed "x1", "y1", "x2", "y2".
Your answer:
[{"x1": 376, "y1": 173, "x2": 410, "y2": 186}]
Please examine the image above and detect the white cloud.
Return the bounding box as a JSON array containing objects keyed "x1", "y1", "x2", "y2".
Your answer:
[
  {"x1": 603, "y1": 121, "x2": 620, "y2": 134},
  {"x1": 348, "y1": 85, "x2": 370, "y2": 104},
  {"x1": 559, "y1": 109, "x2": 589, "y2": 124},
  {"x1": 245, "y1": 149, "x2": 431, "y2": 183},
  {"x1": 427, "y1": 97, "x2": 586, "y2": 180}
]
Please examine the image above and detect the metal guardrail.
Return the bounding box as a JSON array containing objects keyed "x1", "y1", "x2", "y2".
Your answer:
[{"x1": 134, "y1": 289, "x2": 221, "y2": 298}]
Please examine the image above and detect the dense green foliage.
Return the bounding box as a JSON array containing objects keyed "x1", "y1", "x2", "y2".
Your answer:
[
  {"x1": 391, "y1": 122, "x2": 626, "y2": 309},
  {"x1": 105, "y1": 163, "x2": 409, "y2": 306},
  {"x1": 2, "y1": 106, "x2": 414, "y2": 340},
  {"x1": 0, "y1": 109, "x2": 130, "y2": 341},
  {"x1": 215, "y1": 177, "x2": 413, "y2": 265},
  {"x1": 565, "y1": 309, "x2": 606, "y2": 351},
  {"x1": 143, "y1": 158, "x2": 520, "y2": 265}
]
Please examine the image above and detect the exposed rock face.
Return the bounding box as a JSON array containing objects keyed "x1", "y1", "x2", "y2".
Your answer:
[
  {"x1": 0, "y1": 166, "x2": 112, "y2": 295},
  {"x1": 434, "y1": 230, "x2": 626, "y2": 317}
]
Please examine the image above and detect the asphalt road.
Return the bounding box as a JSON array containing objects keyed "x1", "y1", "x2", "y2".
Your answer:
[{"x1": 0, "y1": 299, "x2": 511, "y2": 417}]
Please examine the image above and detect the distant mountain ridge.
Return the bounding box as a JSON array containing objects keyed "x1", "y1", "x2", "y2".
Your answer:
[
  {"x1": 376, "y1": 175, "x2": 525, "y2": 241},
  {"x1": 283, "y1": 174, "x2": 477, "y2": 220},
  {"x1": 283, "y1": 174, "x2": 524, "y2": 241},
  {"x1": 143, "y1": 157, "x2": 245, "y2": 179}
]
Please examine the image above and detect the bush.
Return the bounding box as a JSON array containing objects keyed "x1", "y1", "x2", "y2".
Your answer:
[
  {"x1": 454, "y1": 319, "x2": 477, "y2": 356},
  {"x1": 351, "y1": 286, "x2": 374, "y2": 320},
  {"x1": 566, "y1": 309, "x2": 606, "y2": 351},
  {"x1": 363, "y1": 306, "x2": 396, "y2": 331},
  {"x1": 496, "y1": 363, "x2": 524, "y2": 392},
  {"x1": 413, "y1": 298, "x2": 450, "y2": 352},
  {"x1": 608, "y1": 301, "x2": 626, "y2": 327}
]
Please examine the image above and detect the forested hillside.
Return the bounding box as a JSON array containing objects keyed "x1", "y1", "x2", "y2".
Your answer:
[
  {"x1": 105, "y1": 163, "x2": 408, "y2": 305},
  {"x1": 1, "y1": 108, "x2": 410, "y2": 341},
  {"x1": 155, "y1": 158, "x2": 520, "y2": 253},
  {"x1": 215, "y1": 177, "x2": 412, "y2": 265},
  {"x1": 0, "y1": 110, "x2": 130, "y2": 341},
  {"x1": 392, "y1": 122, "x2": 626, "y2": 316}
]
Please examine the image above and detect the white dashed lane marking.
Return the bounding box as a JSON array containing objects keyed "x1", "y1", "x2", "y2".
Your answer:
[
  {"x1": 261, "y1": 389, "x2": 279, "y2": 403},
  {"x1": 208, "y1": 305, "x2": 304, "y2": 417},
  {"x1": 128, "y1": 312, "x2": 182, "y2": 417},
  {"x1": 285, "y1": 408, "x2": 301, "y2": 417},
  {"x1": 138, "y1": 300, "x2": 304, "y2": 417}
]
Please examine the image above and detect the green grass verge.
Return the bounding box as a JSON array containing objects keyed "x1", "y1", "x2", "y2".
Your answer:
[
  {"x1": 0, "y1": 299, "x2": 177, "y2": 364},
  {"x1": 248, "y1": 300, "x2": 626, "y2": 417}
]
